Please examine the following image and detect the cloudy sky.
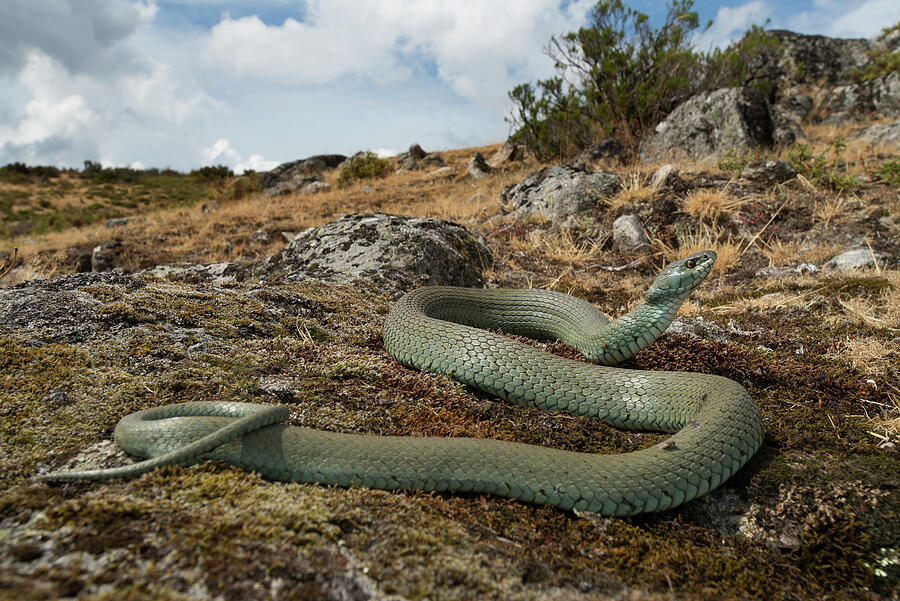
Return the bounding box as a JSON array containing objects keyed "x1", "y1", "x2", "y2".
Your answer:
[{"x1": 1, "y1": 0, "x2": 897, "y2": 173}]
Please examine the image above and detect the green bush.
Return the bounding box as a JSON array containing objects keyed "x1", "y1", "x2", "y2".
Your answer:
[
  {"x1": 506, "y1": 0, "x2": 780, "y2": 160},
  {"x1": 850, "y1": 22, "x2": 900, "y2": 82},
  {"x1": 336, "y1": 152, "x2": 390, "y2": 188},
  {"x1": 875, "y1": 160, "x2": 900, "y2": 185},
  {"x1": 787, "y1": 139, "x2": 857, "y2": 193},
  {"x1": 190, "y1": 165, "x2": 234, "y2": 180}
]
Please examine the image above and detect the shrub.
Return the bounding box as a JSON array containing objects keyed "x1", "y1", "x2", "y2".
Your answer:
[
  {"x1": 849, "y1": 21, "x2": 900, "y2": 82},
  {"x1": 336, "y1": 152, "x2": 391, "y2": 188},
  {"x1": 787, "y1": 139, "x2": 857, "y2": 193},
  {"x1": 191, "y1": 165, "x2": 234, "y2": 180},
  {"x1": 506, "y1": 0, "x2": 779, "y2": 160}
]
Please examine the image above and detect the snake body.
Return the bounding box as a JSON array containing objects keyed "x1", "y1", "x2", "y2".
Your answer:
[{"x1": 44, "y1": 250, "x2": 763, "y2": 516}]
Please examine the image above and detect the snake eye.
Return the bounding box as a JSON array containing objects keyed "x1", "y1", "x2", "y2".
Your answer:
[{"x1": 686, "y1": 259, "x2": 696, "y2": 269}]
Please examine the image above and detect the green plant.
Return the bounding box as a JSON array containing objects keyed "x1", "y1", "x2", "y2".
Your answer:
[
  {"x1": 716, "y1": 150, "x2": 751, "y2": 171},
  {"x1": 505, "y1": 1, "x2": 780, "y2": 160},
  {"x1": 787, "y1": 139, "x2": 857, "y2": 193},
  {"x1": 850, "y1": 21, "x2": 900, "y2": 82},
  {"x1": 336, "y1": 152, "x2": 390, "y2": 188},
  {"x1": 875, "y1": 160, "x2": 900, "y2": 185}
]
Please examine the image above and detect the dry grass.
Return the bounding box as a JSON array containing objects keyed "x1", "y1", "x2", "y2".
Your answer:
[
  {"x1": 607, "y1": 171, "x2": 656, "y2": 209},
  {"x1": 682, "y1": 188, "x2": 747, "y2": 223},
  {"x1": 812, "y1": 194, "x2": 852, "y2": 228},
  {"x1": 655, "y1": 224, "x2": 742, "y2": 275},
  {"x1": 759, "y1": 237, "x2": 802, "y2": 267},
  {"x1": 827, "y1": 336, "x2": 895, "y2": 376}
]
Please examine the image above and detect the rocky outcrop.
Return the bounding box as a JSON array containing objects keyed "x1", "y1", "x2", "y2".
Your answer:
[
  {"x1": 500, "y1": 165, "x2": 619, "y2": 222},
  {"x1": 818, "y1": 73, "x2": 900, "y2": 122},
  {"x1": 850, "y1": 119, "x2": 900, "y2": 146},
  {"x1": 486, "y1": 142, "x2": 524, "y2": 168},
  {"x1": 765, "y1": 30, "x2": 873, "y2": 86},
  {"x1": 253, "y1": 213, "x2": 492, "y2": 292},
  {"x1": 467, "y1": 153, "x2": 491, "y2": 180},
  {"x1": 259, "y1": 155, "x2": 347, "y2": 194},
  {"x1": 741, "y1": 160, "x2": 797, "y2": 184},
  {"x1": 396, "y1": 144, "x2": 444, "y2": 170},
  {"x1": 640, "y1": 87, "x2": 774, "y2": 163},
  {"x1": 263, "y1": 173, "x2": 331, "y2": 197}
]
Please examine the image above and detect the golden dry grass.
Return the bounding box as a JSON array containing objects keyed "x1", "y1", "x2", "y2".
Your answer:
[
  {"x1": 812, "y1": 194, "x2": 852, "y2": 228},
  {"x1": 606, "y1": 171, "x2": 656, "y2": 209},
  {"x1": 654, "y1": 224, "x2": 742, "y2": 276},
  {"x1": 682, "y1": 188, "x2": 747, "y2": 223}
]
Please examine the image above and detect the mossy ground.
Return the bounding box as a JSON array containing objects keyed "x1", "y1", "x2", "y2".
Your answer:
[{"x1": 1, "y1": 266, "x2": 897, "y2": 600}]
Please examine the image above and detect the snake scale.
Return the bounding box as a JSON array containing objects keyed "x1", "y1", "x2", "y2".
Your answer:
[{"x1": 43, "y1": 250, "x2": 763, "y2": 516}]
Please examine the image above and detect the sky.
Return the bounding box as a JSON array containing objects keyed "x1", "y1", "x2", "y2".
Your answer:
[{"x1": 1, "y1": 0, "x2": 898, "y2": 173}]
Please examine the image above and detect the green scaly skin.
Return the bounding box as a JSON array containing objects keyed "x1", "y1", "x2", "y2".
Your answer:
[{"x1": 42, "y1": 250, "x2": 764, "y2": 516}]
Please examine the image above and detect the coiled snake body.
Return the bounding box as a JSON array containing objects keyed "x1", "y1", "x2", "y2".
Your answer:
[{"x1": 44, "y1": 250, "x2": 763, "y2": 516}]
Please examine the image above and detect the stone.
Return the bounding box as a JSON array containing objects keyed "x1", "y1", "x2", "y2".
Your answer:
[
  {"x1": 579, "y1": 137, "x2": 624, "y2": 162},
  {"x1": 105, "y1": 217, "x2": 133, "y2": 228},
  {"x1": 253, "y1": 229, "x2": 270, "y2": 243},
  {"x1": 819, "y1": 73, "x2": 900, "y2": 122},
  {"x1": 765, "y1": 30, "x2": 873, "y2": 86},
  {"x1": 612, "y1": 214, "x2": 650, "y2": 252},
  {"x1": 649, "y1": 164, "x2": 679, "y2": 189},
  {"x1": 467, "y1": 153, "x2": 491, "y2": 180},
  {"x1": 408, "y1": 144, "x2": 427, "y2": 161},
  {"x1": 396, "y1": 144, "x2": 430, "y2": 170},
  {"x1": 640, "y1": 87, "x2": 774, "y2": 163},
  {"x1": 253, "y1": 213, "x2": 493, "y2": 293},
  {"x1": 850, "y1": 119, "x2": 900, "y2": 146},
  {"x1": 500, "y1": 165, "x2": 619, "y2": 222},
  {"x1": 263, "y1": 173, "x2": 327, "y2": 198},
  {"x1": 258, "y1": 155, "x2": 347, "y2": 191},
  {"x1": 420, "y1": 153, "x2": 445, "y2": 168},
  {"x1": 824, "y1": 249, "x2": 887, "y2": 271},
  {"x1": 741, "y1": 160, "x2": 797, "y2": 184},
  {"x1": 91, "y1": 241, "x2": 121, "y2": 272},
  {"x1": 486, "y1": 142, "x2": 523, "y2": 168}
]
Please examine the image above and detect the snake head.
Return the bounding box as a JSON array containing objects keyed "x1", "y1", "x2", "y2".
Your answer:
[{"x1": 646, "y1": 250, "x2": 717, "y2": 301}]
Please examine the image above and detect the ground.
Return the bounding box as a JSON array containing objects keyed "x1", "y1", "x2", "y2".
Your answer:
[{"x1": 0, "y1": 126, "x2": 898, "y2": 600}]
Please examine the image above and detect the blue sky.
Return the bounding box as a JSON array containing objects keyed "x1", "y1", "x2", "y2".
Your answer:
[{"x1": 1, "y1": 0, "x2": 897, "y2": 173}]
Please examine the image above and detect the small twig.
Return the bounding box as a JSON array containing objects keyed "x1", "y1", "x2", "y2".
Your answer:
[
  {"x1": 0, "y1": 248, "x2": 18, "y2": 280},
  {"x1": 864, "y1": 237, "x2": 882, "y2": 275},
  {"x1": 742, "y1": 194, "x2": 790, "y2": 256},
  {"x1": 576, "y1": 257, "x2": 644, "y2": 273}
]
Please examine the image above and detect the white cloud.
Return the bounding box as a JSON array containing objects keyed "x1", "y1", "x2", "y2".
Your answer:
[
  {"x1": 693, "y1": 2, "x2": 772, "y2": 51},
  {"x1": 202, "y1": 138, "x2": 279, "y2": 174},
  {"x1": 203, "y1": 0, "x2": 595, "y2": 111},
  {"x1": 787, "y1": 0, "x2": 900, "y2": 38}
]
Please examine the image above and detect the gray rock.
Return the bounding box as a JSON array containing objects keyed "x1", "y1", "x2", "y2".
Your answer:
[
  {"x1": 649, "y1": 164, "x2": 679, "y2": 189},
  {"x1": 819, "y1": 73, "x2": 900, "y2": 122},
  {"x1": 259, "y1": 155, "x2": 347, "y2": 191},
  {"x1": 824, "y1": 248, "x2": 887, "y2": 271},
  {"x1": 850, "y1": 119, "x2": 900, "y2": 146},
  {"x1": 612, "y1": 214, "x2": 649, "y2": 252},
  {"x1": 253, "y1": 229, "x2": 270, "y2": 243},
  {"x1": 741, "y1": 160, "x2": 797, "y2": 183},
  {"x1": 263, "y1": 173, "x2": 327, "y2": 198},
  {"x1": 253, "y1": 213, "x2": 493, "y2": 292},
  {"x1": 420, "y1": 153, "x2": 445, "y2": 168},
  {"x1": 765, "y1": 30, "x2": 873, "y2": 86},
  {"x1": 91, "y1": 241, "x2": 121, "y2": 272},
  {"x1": 579, "y1": 137, "x2": 624, "y2": 162},
  {"x1": 640, "y1": 87, "x2": 774, "y2": 163},
  {"x1": 485, "y1": 142, "x2": 524, "y2": 168},
  {"x1": 143, "y1": 262, "x2": 245, "y2": 285},
  {"x1": 467, "y1": 153, "x2": 491, "y2": 180},
  {"x1": 500, "y1": 165, "x2": 619, "y2": 221},
  {"x1": 396, "y1": 144, "x2": 430, "y2": 170},
  {"x1": 105, "y1": 217, "x2": 134, "y2": 229}
]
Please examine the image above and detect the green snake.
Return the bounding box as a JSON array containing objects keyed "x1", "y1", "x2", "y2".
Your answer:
[{"x1": 43, "y1": 250, "x2": 763, "y2": 516}]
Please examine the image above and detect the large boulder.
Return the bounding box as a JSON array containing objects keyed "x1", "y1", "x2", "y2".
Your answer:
[
  {"x1": 640, "y1": 87, "x2": 774, "y2": 163},
  {"x1": 500, "y1": 165, "x2": 619, "y2": 222},
  {"x1": 818, "y1": 72, "x2": 900, "y2": 122},
  {"x1": 765, "y1": 30, "x2": 873, "y2": 86},
  {"x1": 253, "y1": 213, "x2": 492, "y2": 292},
  {"x1": 850, "y1": 119, "x2": 900, "y2": 146},
  {"x1": 258, "y1": 155, "x2": 347, "y2": 194}
]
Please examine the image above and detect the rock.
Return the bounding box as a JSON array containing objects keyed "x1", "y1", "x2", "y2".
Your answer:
[
  {"x1": 500, "y1": 165, "x2": 619, "y2": 222},
  {"x1": 579, "y1": 137, "x2": 624, "y2": 162},
  {"x1": 754, "y1": 263, "x2": 819, "y2": 278},
  {"x1": 253, "y1": 213, "x2": 493, "y2": 292},
  {"x1": 105, "y1": 217, "x2": 134, "y2": 229},
  {"x1": 612, "y1": 214, "x2": 649, "y2": 252},
  {"x1": 420, "y1": 153, "x2": 445, "y2": 168},
  {"x1": 850, "y1": 119, "x2": 900, "y2": 146},
  {"x1": 143, "y1": 262, "x2": 246, "y2": 285},
  {"x1": 258, "y1": 155, "x2": 347, "y2": 191},
  {"x1": 91, "y1": 241, "x2": 121, "y2": 272},
  {"x1": 281, "y1": 231, "x2": 300, "y2": 243},
  {"x1": 486, "y1": 142, "x2": 524, "y2": 168},
  {"x1": 765, "y1": 30, "x2": 873, "y2": 86},
  {"x1": 408, "y1": 144, "x2": 427, "y2": 161},
  {"x1": 253, "y1": 229, "x2": 270, "y2": 243},
  {"x1": 819, "y1": 73, "x2": 900, "y2": 122},
  {"x1": 396, "y1": 144, "x2": 431, "y2": 170},
  {"x1": 649, "y1": 164, "x2": 679, "y2": 189},
  {"x1": 467, "y1": 153, "x2": 491, "y2": 180},
  {"x1": 67, "y1": 244, "x2": 94, "y2": 272},
  {"x1": 741, "y1": 160, "x2": 797, "y2": 183},
  {"x1": 824, "y1": 249, "x2": 887, "y2": 271},
  {"x1": 263, "y1": 173, "x2": 327, "y2": 198},
  {"x1": 640, "y1": 87, "x2": 774, "y2": 163}
]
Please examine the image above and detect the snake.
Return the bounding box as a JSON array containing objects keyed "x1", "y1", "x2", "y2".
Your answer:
[{"x1": 42, "y1": 250, "x2": 763, "y2": 516}]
